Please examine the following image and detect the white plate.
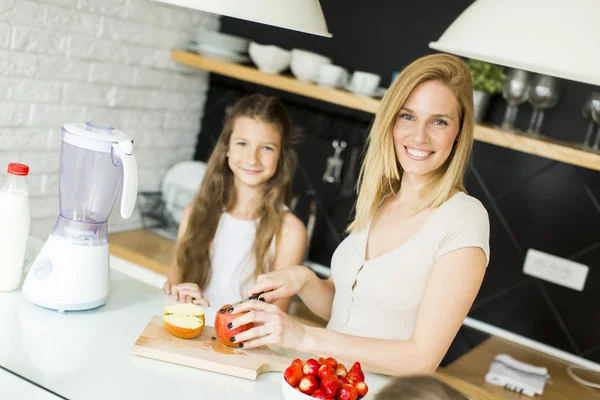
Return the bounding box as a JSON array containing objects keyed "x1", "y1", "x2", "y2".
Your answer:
[
  {"x1": 185, "y1": 41, "x2": 250, "y2": 64},
  {"x1": 345, "y1": 84, "x2": 388, "y2": 98},
  {"x1": 161, "y1": 161, "x2": 207, "y2": 224}
]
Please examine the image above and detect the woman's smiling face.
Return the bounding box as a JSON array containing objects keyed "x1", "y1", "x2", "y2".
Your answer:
[{"x1": 392, "y1": 80, "x2": 461, "y2": 178}]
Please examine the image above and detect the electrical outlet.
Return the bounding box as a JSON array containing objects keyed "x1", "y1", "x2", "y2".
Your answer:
[{"x1": 523, "y1": 249, "x2": 589, "y2": 291}]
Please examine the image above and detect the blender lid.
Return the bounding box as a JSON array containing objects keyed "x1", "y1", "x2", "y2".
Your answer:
[{"x1": 62, "y1": 122, "x2": 133, "y2": 153}]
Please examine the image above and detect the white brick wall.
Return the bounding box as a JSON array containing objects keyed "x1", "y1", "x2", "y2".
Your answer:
[{"x1": 0, "y1": 0, "x2": 219, "y2": 239}]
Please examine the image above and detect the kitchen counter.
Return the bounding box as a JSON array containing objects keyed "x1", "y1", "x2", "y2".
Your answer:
[
  {"x1": 0, "y1": 247, "x2": 395, "y2": 399},
  {"x1": 110, "y1": 229, "x2": 600, "y2": 399}
]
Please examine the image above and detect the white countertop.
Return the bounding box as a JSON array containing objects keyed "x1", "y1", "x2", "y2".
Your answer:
[{"x1": 0, "y1": 238, "x2": 391, "y2": 400}]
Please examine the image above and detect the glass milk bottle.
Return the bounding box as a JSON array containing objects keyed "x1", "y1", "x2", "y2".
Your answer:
[{"x1": 0, "y1": 163, "x2": 31, "y2": 291}]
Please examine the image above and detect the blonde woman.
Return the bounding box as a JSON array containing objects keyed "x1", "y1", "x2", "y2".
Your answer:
[
  {"x1": 225, "y1": 54, "x2": 490, "y2": 375},
  {"x1": 164, "y1": 94, "x2": 307, "y2": 312}
]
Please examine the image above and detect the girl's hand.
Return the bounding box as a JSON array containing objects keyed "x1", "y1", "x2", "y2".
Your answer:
[
  {"x1": 246, "y1": 265, "x2": 311, "y2": 303},
  {"x1": 164, "y1": 281, "x2": 210, "y2": 306},
  {"x1": 227, "y1": 300, "x2": 307, "y2": 351}
]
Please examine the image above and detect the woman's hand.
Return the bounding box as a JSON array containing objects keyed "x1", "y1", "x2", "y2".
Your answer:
[
  {"x1": 246, "y1": 265, "x2": 312, "y2": 303},
  {"x1": 227, "y1": 300, "x2": 307, "y2": 350},
  {"x1": 163, "y1": 281, "x2": 210, "y2": 306}
]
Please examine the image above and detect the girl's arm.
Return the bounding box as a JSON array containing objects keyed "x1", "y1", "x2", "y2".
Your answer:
[
  {"x1": 270, "y1": 212, "x2": 308, "y2": 312},
  {"x1": 232, "y1": 246, "x2": 487, "y2": 376}
]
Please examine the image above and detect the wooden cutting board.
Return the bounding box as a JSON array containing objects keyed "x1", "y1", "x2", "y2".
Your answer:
[{"x1": 132, "y1": 315, "x2": 295, "y2": 380}]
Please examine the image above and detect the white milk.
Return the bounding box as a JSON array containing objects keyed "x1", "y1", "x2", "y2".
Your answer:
[{"x1": 0, "y1": 174, "x2": 31, "y2": 292}]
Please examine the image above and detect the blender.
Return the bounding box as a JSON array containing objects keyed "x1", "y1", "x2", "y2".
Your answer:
[{"x1": 23, "y1": 122, "x2": 138, "y2": 312}]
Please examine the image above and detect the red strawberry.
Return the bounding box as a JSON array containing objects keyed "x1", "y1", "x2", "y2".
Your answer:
[
  {"x1": 339, "y1": 376, "x2": 349, "y2": 385},
  {"x1": 335, "y1": 363, "x2": 347, "y2": 377},
  {"x1": 299, "y1": 375, "x2": 319, "y2": 395},
  {"x1": 320, "y1": 374, "x2": 341, "y2": 398},
  {"x1": 323, "y1": 357, "x2": 338, "y2": 369},
  {"x1": 283, "y1": 365, "x2": 303, "y2": 387},
  {"x1": 354, "y1": 381, "x2": 368, "y2": 398},
  {"x1": 292, "y1": 358, "x2": 304, "y2": 370},
  {"x1": 303, "y1": 358, "x2": 320, "y2": 377},
  {"x1": 318, "y1": 357, "x2": 325, "y2": 364},
  {"x1": 311, "y1": 389, "x2": 330, "y2": 399},
  {"x1": 318, "y1": 364, "x2": 336, "y2": 380},
  {"x1": 336, "y1": 383, "x2": 358, "y2": 400},
  {"x1": 347, "y1": 362, "x2": 365, "y2": 383}
]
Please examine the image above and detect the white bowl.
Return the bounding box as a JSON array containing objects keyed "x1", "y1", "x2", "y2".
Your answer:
[
  {"x1": 281, "y1": 374, "x2": 314, "y2": 400},
  {"x1": 193, "y1": 30, "x2": 249, "y2": 54},
  {"x1": 290, "y1": 49, "x2": 331, "y2": 82},
  {"x1": 249, "y1": 42, "x2": 291, "y2": 74}
]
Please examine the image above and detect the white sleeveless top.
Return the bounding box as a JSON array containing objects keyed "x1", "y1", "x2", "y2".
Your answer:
[
  {"x1": 326, "y1": 192, "x2": 490, "y2": 340},
  {"x1": 202, "y1": 212, "x2": 275, "y2": 307}
]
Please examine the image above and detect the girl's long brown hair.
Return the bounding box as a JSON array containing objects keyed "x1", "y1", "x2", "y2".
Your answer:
[{"x1": 175, "y1": 94, "x2": 296, "y2": 291}]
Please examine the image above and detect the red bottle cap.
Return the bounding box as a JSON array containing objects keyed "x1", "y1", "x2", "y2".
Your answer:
[{"x1": 7, "y1": 163, "x2": 29, "y2": 176}]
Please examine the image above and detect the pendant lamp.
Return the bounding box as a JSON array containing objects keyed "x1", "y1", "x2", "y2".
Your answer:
[
  {"x1": 153, "y1": 0, "x2": 332, "y2": 38},
  {"x1": 429, "y1": 0, "x2": 600, "y2": 85}
]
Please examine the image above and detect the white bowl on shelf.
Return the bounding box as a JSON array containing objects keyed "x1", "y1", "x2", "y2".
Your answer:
[
  {"x1": 290, "y1": 49, "x2": 331, "y2": 82},
  {"x1": 249, "y1": 42, "x2": 291, "y2": 74}
]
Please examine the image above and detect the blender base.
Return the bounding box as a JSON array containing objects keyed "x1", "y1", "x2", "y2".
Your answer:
[{"x1": 22, "y1": 234, "x2": 109, "y2": 312}]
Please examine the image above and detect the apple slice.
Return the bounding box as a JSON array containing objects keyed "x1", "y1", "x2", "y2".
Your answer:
[{"x1": 163, "y1": 303, "x2": 205, "y2": 339}]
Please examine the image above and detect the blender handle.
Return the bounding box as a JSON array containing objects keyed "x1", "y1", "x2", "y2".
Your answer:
[{"x1": 112, "y1": 141, "x2": 138, "y2": 219}]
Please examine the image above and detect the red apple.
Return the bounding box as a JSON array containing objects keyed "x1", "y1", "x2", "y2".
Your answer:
[{"x1": 214, "y1": 303, "x2": 253, "y2": 347}]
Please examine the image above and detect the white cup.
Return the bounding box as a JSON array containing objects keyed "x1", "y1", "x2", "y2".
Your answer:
[
  {"x1": 316, "y1": 64, "x2": 349, "y2": 88},
  {"x1": 349, "y1": 71, "x2": 381, "y2": 93}
]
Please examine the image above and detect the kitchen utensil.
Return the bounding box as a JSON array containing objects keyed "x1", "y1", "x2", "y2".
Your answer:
[
  {"x1": 230, "y1": 291, "x2": 264, "y2": 307},
  {"x1": 316, "y1": 64, "x2": 349, "y2": 88},
  {"x1": 132, "y1": 315, "x2": 294, "y2": 380},
  {"x1": 290, "y1": 49, "x2": 331, "y2": 82},
  {"x1": 23, "y1": 122, "x2": 138, "y2": 312},
  {"x1": 349, "y1": 71, "x2": 381, "y2": 94},
  {"x1": 526, "y1": 75, "x2": 559, "y2": 136},
  {"x1": 161, "y1": 161, "x2": 207, "y2": 224},
  {"x1": 322, "y1": 139, "x2": 346, "y2": 184},
  {"x1": 501, "y1": 69, "x2": 530, "y2": 131},
  {"x1": 582, "y1": 93, "x2": 599, "y2": 148},
  {"x1": 589, "y1": 92, "x2": 600, "y2": 150}
]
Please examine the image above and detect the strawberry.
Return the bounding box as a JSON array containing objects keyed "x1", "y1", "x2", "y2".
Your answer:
[
  {"x1": 338, "y1": 376, "x2": 349, "y2": 385},
  {"x1": 299, "y1": 375, "x2": 319, "y2": 395},
  {"x1": 292, "y1": 358, "x2": 304, "y2": 370},
  {"x1": 335, "y1": 363, "x2": 347, "y2": 378},
  {"x1": 320, "y1": 374, "x2": 341, "y2": 398},
  {"x1": 311, "y1": 389, "x2": 330, "y2": 399},
  {"x1": 318, "y1": 357, "x2": 325, "y2": 365},
  {"x1": 336, "y1": 383, "x2": 358, "y2": 400},
  {"x1": 323, "y1": 357, "x2": 338, "y2": 369},
  {"x1": 283, "y1": 365, "x2": 303, "y2": 387},
  {"x1": 303, "y1": 358, "x2": 320, "y2": 377},
  {"x1": 354, "y1": 381, "x2": 368, "y2": 398},
  {"x1": 347, "y1": 362, "x2": 365, "y2": 383},
  {"x1": 318, "y1": 364, "x2": 336, "y2": 380}
]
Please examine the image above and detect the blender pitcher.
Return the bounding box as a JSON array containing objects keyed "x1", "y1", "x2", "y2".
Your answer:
[{"x1": 23, "y1": 122, "x2": 138, "y2": 312}]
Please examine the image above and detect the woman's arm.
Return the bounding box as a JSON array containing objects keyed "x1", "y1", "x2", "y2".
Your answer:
[
  {"x1": 270, "y1": 212, "x2": 308, "y2": 312},
  {"x1": 234, "y1": 246, "x2": 486, "y2": 376}
]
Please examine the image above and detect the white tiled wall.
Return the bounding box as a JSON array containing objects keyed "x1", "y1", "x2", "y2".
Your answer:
[{"x1": 0, "y1": 0, "x2": 219, "y2": 238}]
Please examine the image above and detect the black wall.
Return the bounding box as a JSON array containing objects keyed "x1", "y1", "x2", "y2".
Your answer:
[{"x1": 195, "y1": 1, "x2": 600, "y2": 364}]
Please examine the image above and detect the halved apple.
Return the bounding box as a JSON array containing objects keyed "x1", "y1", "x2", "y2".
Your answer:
[{"x1": 163, "y1": 303, "x2": 205, "y2": 339}]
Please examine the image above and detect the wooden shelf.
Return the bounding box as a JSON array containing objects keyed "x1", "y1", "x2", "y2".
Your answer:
[{"x1": 172, "y1": 49, "x2": 600, "y2": 172}]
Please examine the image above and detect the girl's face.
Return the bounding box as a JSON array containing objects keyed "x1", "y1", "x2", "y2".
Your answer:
[
  {"x1": 392, "y1": 80, "x2": 460, "y2": 179},
  {"x1": 227, "y1": 117, "x2": 282, "y2": 188}
]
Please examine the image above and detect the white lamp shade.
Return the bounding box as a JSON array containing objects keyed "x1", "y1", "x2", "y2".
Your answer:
[
  {"x1": 153, "y1": 0, "x2": 332, "y2": 38},
  {"x1": 429, "y1": 0, "x2": 600, "y2": 85}
]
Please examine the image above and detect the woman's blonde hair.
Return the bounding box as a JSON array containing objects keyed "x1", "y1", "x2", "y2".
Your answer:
[
  {"x1": 374, "y1": 376, "x2": 467, "y2": 400},
  {"x1": 349, "y1": 53, "x2": 474, "y2": 233},
  {"x1": 175, "y1": 94, "x2": 296, "y2": 292}
]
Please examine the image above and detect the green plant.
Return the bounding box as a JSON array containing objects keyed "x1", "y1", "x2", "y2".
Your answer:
[{"x1": 467, "y1": 59, "x2": 505, "y2": 95}]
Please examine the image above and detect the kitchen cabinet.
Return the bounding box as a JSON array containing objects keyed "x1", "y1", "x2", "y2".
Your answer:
[{"x1": 171, "y1": 49, "x2": 600, "y2": 173}]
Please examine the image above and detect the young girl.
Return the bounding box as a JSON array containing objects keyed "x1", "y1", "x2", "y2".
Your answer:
[
  {"x1": 163, "y1": 94, "x2": 307, "y2": 312},
  {"x1": 226, "y1": 54, "x2": 490, "y2": 376}
]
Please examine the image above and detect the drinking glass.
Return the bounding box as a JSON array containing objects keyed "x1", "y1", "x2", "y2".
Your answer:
[
  {"x1": 501, "y1": 69, "x2": 530, "y2": 131},
  {"x1": 526, "y1": 75, "x2": 559, "y2": 136}
]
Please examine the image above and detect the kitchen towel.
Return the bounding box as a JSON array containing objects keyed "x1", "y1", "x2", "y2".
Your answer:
[{"x1": 484, "y1": 354, "x2": 550, "y2": 397}]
